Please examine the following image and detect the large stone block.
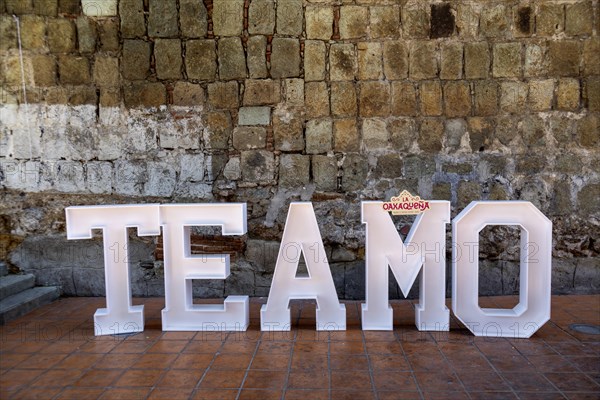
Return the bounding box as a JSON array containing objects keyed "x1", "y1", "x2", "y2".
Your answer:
[
  {"x1": 31, "y1": 55, "x2": 56, "y2": 87},
  {"x1": 243, "y1": 79, "x2": 280, "y2": 106},
  {"x1": 122, "y1": 40, "x2": 151, "y2": 80},
  {"x1": 391, "y1": 81, "x2": 417, "y2": 116},
  {"x1": 212, "y1": 0, "x2": 243, "y2": 36},
  {"x1": 20, "y1": 16, "x2": 46, "y2": 50},
  {"x1": 276, "y1": 0, "x2": 302, "y2": 36},
  {"x1": 373, "y1": 154, "x2": 403, "y2": 179},
  {"x1": 499, "y1": 81, "x2": 527, "y2": 113},
  {"x1": 0, "y1": 15, "x2": 17, "y2": 51},
  {"x1": 312, "y1": 155, "x2": 338, "y2": 192},
  {"x1": 528, "y1": 79, "x2": 554, "y2": 112},
  {"x1": 493, "y1": 42, "x2": 522, "y2": 78},
  {"x1": 241, "y1": 150, "x2": 275, "y2": 182},
  {"x1": 443, "y1": 81, "x2": 471, "y2": 117},
  {"x1": 359, "y1": 81, "x2": 390, "y2": 117},
  {"x1": 524, "y1": 42, "x2": 548, "y2": 77},
  {"x1": 247, "y1": 36, "x2": 267, "y2": 79},
  {"x1": 97, "y1": 18, "x2": 119, "y2": 52},
  {"x1": 402, "y1": 1, "x2": 430, "y2": 38},
  {"x1": 585, "y1": 77, "x2": 600, "y2": 112},
  {"x1": 357, "y1": 42, "x2": 383, "y2": 80},
  {"x1": 549, "y1": 41, "x2": 580, "y2": 76},
  {"x1": 154, "y1": 39, "x2": 182, "y2": 80},
  {"x1": 270, "y1": 38, "x2": 300, "y2": 78},
  {"x1": 180, "y1": 0, "x2": 207, "y2": 38},
  {"x1": 440, "y1": 42, "x2": 462, "y2": 80},
  {"x1": 583, "y1": 38, "x2": 600, "y2": 75},
  {"x1": 383, "y1": 41, "x2": 408, "y2": 80},
  {"x1": 370, "y1": 6, "x2": 400, "y2": 38},
  {"x1": 204, "y1": 111, "x2": 232, "y2": 150},
  {"x1": 218, "y1": 37, "x2": 246, "y2": 80},
  {"x1": 513, "y1": 5, "x2": 533, "y2": 37},
  {"x1": 362, "y1": 118, "x2": 388, "y2": 151},
  {"x1": 578, "y1": 114, "x2": 599, "y2": 147},
  {"x1": 331, "y1": 81, "x2": 357, "y2": 117},
  {"x1": 306, "y1": 118, "x2": 333, "y2": 154},
  {"x1": 389, "y1": 118, "x2": 417, "y2": 152},
  {"x1": 148, "y1": 0, "x2": 178, "y2": 37},
  {"x1": 565, "y1": 1, "x2": 593, "y2": 36},
  {"x1": 76, "y1": 16, "x2": 96, "y2": 54},
  {"x1": 339, "y1": 5, "x2": 368, "y2": 39},
  {"x1": 144, "y1": 162, "x2": 177, "y2": 197},
  {"x1": 273, "y1": 109, "x2": 304, "y2": 151},
  {"x1": 248, "y1": 0, "x2": 275, "y2": 35},
  {"x1": 480, "y1": 4, "x2": 508, "y2": 37},
  {"x1": 578, "y1": 184, "x2": 600, "y2": 215},
  {"x1": 456, "y1": 3, "x2": 478, "y2": 38},
  {"x1": 418, "y1": 118, "x2": 444, "y2": 153},
  {"x1": 172, "y1": 81, "x2": 204, "y2": 106},
  {"x1": 119, "y1": 0, "x2": 145, "y2": 38},
  {"x1": 409, "y1": 41, "x2": 437, "y2": 80},
  {"x1": 284, "y1": 79, "x2": 304, "y2": 106},
  {"x1": 556, "y1": 78, "x2": 581, "y2": 111},
  {"x1": 305, "y1": 82, "x2": 330, "y2": 118},
  {"x1": 208, "y1": 81, "x2": 238, "y2": 109},
  {"x1": 186, "y1": 39, "x2": 217, "y2": 81},
  {"x1": 304, "y1": 40, "x2": 326, "y2": 81},
  {"x1": 464, "y1": 42, "x2": 490, "y2": 79},
  {"x1": 58, "y1": 55, "x2": 90, "y2": 85},
  {"x1": 238, "y1": 106, "x2": 270, "y2": 126},
  {"x1": 279, "y1": 154, "x2": 310, "y2": 188},
  {"x1": 233, "y1": 127, "x2": 266, "y2": 150},
  {"x1": 430, "y1": 3, "x2": 455, "y2": 38},
  {"x1": 334, "y1": 119, "x2": 359, "y2": 152},
  {"x1": 536, "y1": 3, "x2": 564, "y2": 36},
  {"x1": 473, "y1": 81, "x2": 498, "y2": 116},
  {"x1": 306, "y1": 6, "x2": 333, "y2": 40},
  {"x1": 123, "y1": 82, "x2": 166, "y2": 108},
  {"x1": 419, "y1": 80, "x2": 442, "y2": 116},
  {"x1": 93, "y1": 55, "x2": 119, "y2": 87},
  {"x1": 48, "y1": 18, "x2": 75, "y2": 52},
  {"x1": 342, "y1": 154, "x2": 368, "y2": 192},
  {"x1": 329, "y1": 43, "x2": 356, "y2": 81}
]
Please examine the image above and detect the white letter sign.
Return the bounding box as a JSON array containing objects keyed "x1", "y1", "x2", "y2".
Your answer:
[
  {"x1": 452, "y1": 201, "x2": 552, "y2": 338},
  {"x1": 261, "y1": 203, "x2": 346, "y2": 331},
  {"x1": 161, "y1": 204, "x2": 249, "y2": 331},
  {"x1": 66, "y1": 205, "x2": 160, "y2": 336},
  {"x1": 361, "y1": 201, "x2": 450, "y2": 331}
]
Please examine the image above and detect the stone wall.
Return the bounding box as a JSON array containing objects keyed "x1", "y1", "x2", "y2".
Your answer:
[{"x1": 0, "y1": 0, "x2": 599, "y2": 299}]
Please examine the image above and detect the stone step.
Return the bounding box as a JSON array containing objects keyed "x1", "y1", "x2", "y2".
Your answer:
[
  {"x1": 0, "y1": 286, "x2": 61, "y2": 325},
  {"x1": 0, "y1": 274, "x2": 35, "y2": 301}
]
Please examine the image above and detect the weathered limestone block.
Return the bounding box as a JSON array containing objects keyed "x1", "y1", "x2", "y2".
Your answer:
[
  {"x1": 212, "y1": 0, "x2": 243, "y2": 37},
  {"x1": 279, "y1": 154, "x2": 310, "y2": 187},
  {"x1": 248, "y1": 0, "x2": 275, "y2": 35},
  {"x1": 312, "y1": 155, "x2": 338, "y2": 192},
  {"x1": 154, "y1": 39, "x2": 182, "y2": 80},
  {"x1": 218, "y1": 37, "x2": 246, "y2": 80},
  {"x1": 208, "y1": 81, "x2": 238, "y2": 109},
  {"x1": 247, "y1": 36, "x2": 268, "y2": 79},
  {"x1": 304, "y1": 40, "x2": 326, "y2": 82},
  {"x1": 180, "y1": 0, "x2": 208, "y2": 38},
  {"x1": 306, "y1": 118, "x2": 333, "y2": 154},
  {"x1": 270, "y1": 38, "x2": 300, "y2": 78},
  {"x1": 148, "y1": 0, "x2": 178, "y2": 37},
  {"x1": 186, "y1": 40, "x2": 217, "y2": 81},
  {"x1": 241, "y1": 150, "x2": 275, "y2": 182},
  {"x1": 339, "y1": 5, "x2": 367, "y2": 39}
]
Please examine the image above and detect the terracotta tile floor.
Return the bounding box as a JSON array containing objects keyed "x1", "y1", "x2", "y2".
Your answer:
[{"x1": 1, "y1": 295, "x2": 598, "y2": 399}]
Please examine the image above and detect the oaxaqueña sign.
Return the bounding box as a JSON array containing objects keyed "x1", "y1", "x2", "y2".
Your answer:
[{"x1": 66, "y1": 192, "x2": 552, "y2": 339}]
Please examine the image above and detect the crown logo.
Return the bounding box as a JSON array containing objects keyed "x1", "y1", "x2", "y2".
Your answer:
[{"x1": 382, "y1": 190, "x2": 431, "y2": 215}]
